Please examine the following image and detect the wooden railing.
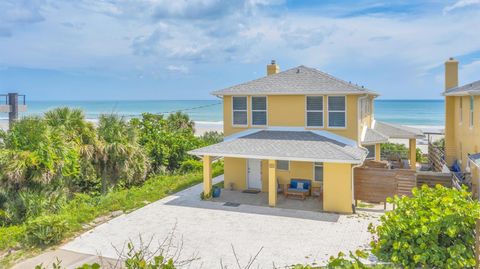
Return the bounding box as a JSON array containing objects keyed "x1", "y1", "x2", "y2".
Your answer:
[
  {"x1": 428, "y1": 143, "x2": 446, "y2": 172},
  {"x1": 416, "y1": 171, "x2": 452, "y2": 188}
]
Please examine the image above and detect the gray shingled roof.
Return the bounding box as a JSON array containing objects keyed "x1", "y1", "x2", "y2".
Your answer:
[
  {"x1": 189, "y1": 130, "x2": 367, "y2": 163},
  {"x1": 372, "y1": 121, "x2": 424, "y2": 140},
  {"x1": 211, "y1": 66, "x2": 378, "y2": 96},
  {"x1": 444, "y1": 80, "x2": 480, "y2": 96},
  {"x1": 362, "y1": 128, "x2": 389, "y2": 145}
]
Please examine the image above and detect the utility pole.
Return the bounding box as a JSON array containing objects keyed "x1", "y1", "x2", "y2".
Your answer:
[{"x1": 8, "y1": 93, "x2": 19, "y2": 128}]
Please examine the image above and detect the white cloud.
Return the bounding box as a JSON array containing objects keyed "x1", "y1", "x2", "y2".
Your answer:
[
  {"x1": 166, "y1": 65, "x2": 189, "y2": 73},
  {"x1": 443, "y1": 0, "x2": 480, "y2": 14}
]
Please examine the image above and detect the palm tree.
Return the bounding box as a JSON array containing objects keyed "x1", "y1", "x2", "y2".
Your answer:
[
  {"x1": 96, "y1": 114, "x2": 148, "y2": 193},
  {"x1": 166, "y1": 112, "x2": 195, "y2": 133}
]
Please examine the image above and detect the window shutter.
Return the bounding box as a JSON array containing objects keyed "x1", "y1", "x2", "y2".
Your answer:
[
  {"x1": 307, "y1": 112, "x2": 323, "y2": 127},
  {"x1": 252, "y1": 97, "x2": 266, "y2": 110},
  {"x1": 233, "y1": 111, "x2": 247, "y2": 125},
  {"x1": 252, "y1": 111, "x2": 267, "y2": 125},
  {"x1": 307, "y1": 96, "x2": 323, "y2": 110},
  {"x1": 233, "y1": 97, "x2": 247, "y2": 110},
  {"x1": 328, "y1": 96, "x2": 345, "y2": 110},
  {"x1": 329, "y1": 112, "x2": 345, "y2": 127}
]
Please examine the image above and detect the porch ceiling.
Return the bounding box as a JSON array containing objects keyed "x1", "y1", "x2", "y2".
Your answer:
[{"x1": 189, "y1": 130, "x2": 367, "y2": 164}]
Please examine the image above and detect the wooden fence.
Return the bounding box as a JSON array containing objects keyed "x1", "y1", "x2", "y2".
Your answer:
[
  {"x1": 354, "y1": 167, "x2": 416, "y2": 206},
  {"x1": 416, "y1": 171, "x2": 452, "y2": 188},
  {"x1": 428, "y1": 143, "x2": 446, "y2": 172}
]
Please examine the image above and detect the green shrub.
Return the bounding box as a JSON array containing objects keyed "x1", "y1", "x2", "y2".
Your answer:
[
  {"x1": 0, "y1": 224, "x2": 26, "y2": 249},
  {"x1": 25, "y1": 215, "x2": 69, "y2": 246},
  {"x1": 370, "y1": 185, "x2": 480, "y2": 268},
  {"x1": 179, "y1": 159, "x2": 203, "y2": 173}
]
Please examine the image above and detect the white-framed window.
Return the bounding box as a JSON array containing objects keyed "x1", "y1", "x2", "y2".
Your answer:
[
  {"x1": 232, "y1": 96, "x2": 248, "y2": 126},
  {"x1": 314, "y1": 162, "x2": 324, "y2": 182},
  {"x1": 328, "y1": 96, "x2": 346, "y2": 128},
  {"x1": 460, "y1": 97, "x2": 463, "y2": 124},
  {"x1": 276, "y1": 160, "x2": 289, "y2": 171},
  {"x1": 365, "y1": 144, "x2": 376, "y2": 160},
  {"x1": 470, "y1": 96, "x2": 474, "y2": 127},
  {"x1": 306, "y1": 96, "x2": 323, "y2": 127},
  {"x1": 251, "y1": 96, "x2": 267, "y2": 126}
]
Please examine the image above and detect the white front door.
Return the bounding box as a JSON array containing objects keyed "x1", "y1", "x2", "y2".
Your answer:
[{"x1": 247, "y1": 159, "x2": 262, "y2": 189}]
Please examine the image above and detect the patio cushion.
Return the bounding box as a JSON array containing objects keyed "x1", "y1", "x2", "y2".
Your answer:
[
  {"x1": 291, "y1": 179, "x2": 310, "y2": 190},
  {"x1": 297, "y1": 182, "x2": 304, "y2": 190}
]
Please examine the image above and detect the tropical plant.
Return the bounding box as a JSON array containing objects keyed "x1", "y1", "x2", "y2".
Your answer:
[
  {"x1": 96, "y1": 114, "x2": 149, "y2": 193},
  {"x1": 131, "y1": 113, "x2": 201, "y2": 173},
  {"x1": 199, "y1": 131, "x2": 223, "y2": 145},
  {"x1": 370, "y1": 185, "x2": 480, "y2": 268},
  {"x1": 25, "y1": 214, "x2": 68, "y2": 246}
]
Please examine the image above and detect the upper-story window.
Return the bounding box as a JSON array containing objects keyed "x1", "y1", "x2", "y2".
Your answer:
[
  {"x1": 328, "y1": 96, "x2": 346, "y2": 128},
  {"x1": 470, "y1": 96, "x2": 474, "y2": 127},
  {"x1": 232, "y1": 96, "x2": 248, "y2": 126},
  {"x1": 251, "y1": 96, "x2": 267, "y2": 126},
  {"x1": 306, "y1": 96, "x2": 323, "y2": 127}
]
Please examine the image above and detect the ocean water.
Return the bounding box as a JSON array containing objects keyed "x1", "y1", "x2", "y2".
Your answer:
[{"x1": 14, "y1": 99, "x2": 444, "y2": 127}]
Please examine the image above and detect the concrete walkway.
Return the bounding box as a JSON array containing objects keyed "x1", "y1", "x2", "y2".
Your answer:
[{"x1": 14, "y1": 175, "x2": 382, "y2": 268}]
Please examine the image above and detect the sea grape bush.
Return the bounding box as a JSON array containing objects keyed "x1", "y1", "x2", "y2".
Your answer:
[{"x1": 369, "y1": 185, "x2": 480, "y2": 268}]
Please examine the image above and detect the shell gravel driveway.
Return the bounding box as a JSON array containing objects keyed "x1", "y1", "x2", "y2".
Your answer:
[{"x1": 62, "y1": 175, "x2": 381, "y2": 268}]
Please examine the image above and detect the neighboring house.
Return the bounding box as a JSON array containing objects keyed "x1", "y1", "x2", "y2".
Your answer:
[
  {"x1": 189, "y1": 61, "x2": 423, "y2": 214},
  {"x1": 443, "y1": 58, "x2": 480, "y2": 198}
]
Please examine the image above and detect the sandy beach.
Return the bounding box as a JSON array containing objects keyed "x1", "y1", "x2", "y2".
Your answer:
[{"x1": 2, "y1": 119, "x2": 443, "y2": 154}]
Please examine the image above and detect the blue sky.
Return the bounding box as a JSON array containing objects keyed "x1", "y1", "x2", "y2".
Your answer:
[{"x1": 0, "y1": 0, "x2": 479, "y2": 100}]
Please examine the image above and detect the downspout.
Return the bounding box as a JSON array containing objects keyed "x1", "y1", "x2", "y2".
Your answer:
[{"x1": 353, "y1": 94, "x2": 369, "y2": 214}]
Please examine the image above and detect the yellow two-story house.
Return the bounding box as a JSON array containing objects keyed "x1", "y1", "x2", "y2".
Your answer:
[
  {"x1": 443, "y1": 58, "x2": 480, "y2": 198},
  {"x1": 190, "y1": 61, "x2": 423, "y2": 214}
]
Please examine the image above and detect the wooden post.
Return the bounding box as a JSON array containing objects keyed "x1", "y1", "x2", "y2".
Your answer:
[
  {"x1": 409, "y1": 138, "x2": 417, "y2": 171},
  {"x1": 268, "y1": 159, "x2": 277, "y2": 207},
  {"x1": 8, "y1": 93, "x2": 18, "y2": 129}
]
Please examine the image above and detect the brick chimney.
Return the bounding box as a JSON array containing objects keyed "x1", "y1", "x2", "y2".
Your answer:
[
  {"x1": 267, "y1": 60, "x2": 279, "y2": 75},
  {"x1": 445, "y1": 57, "x2": 459, "y2": 90}
]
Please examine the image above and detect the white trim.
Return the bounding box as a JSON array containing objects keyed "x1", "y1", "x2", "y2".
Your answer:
[
  {"x1": 371, "y1": 119, "x2": 376, "y2": 129},
  {"x1": 188, "y1": 152, "x2": 363, "y2": 164},
  {"x1": 231, "y1": 96, "x2": 248, "y2": 127},
  {"x1": 212, "y1": 91, "x2": 380, "y2": 97},
  {"x1": 305, "y1": 95, "x2": 324, "y2": 128},
  {"x1": 360, "y1": 125, "x2": 368, "y2": 142},
  {"x1": 251, "y1": 96, "x2": 268, "y2": 127},
  {"x1": 327, "y1": 95, "x2": 347, "y2": 129}
]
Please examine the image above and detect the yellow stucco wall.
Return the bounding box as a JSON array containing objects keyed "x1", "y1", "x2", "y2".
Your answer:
[
  {"x1": 223, "y1": 157, "x2": 247, "y2": 190},
  {"x1": 223, "y1": 95, "x2": 361, "y2": 142},
  {"x1": 445, "y1": 95, "x2": 480, "y2": 194},
  {"x1": 323, "y1": 162, "x2": 353, "y2": 214}
]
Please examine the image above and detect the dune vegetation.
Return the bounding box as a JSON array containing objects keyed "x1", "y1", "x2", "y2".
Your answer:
[{"x1": 0, "y1": 108, "x2": 223, "y2": 266}]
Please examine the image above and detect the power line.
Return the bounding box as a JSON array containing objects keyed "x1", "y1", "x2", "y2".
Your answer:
[{"x1": 121, "y1": 102, "x2": 222, "y2": 118}]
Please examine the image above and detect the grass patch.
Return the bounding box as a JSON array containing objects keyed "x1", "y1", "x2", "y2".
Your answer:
[{"x1": 0, "y1": 165, "x2": 223, "y2": 268}]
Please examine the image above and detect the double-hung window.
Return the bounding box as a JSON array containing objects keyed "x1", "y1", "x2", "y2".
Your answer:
[
  {"x1": 251, "y1": 96, "x2": 267, "y2": 126},
  {"x1": 470, "y1": 96, "x2": 474, "y2": 127},
  {"x1": 328, "y1": 96, "x2": 346, "y2": 128},
  {"x1": 314, "y1": 162, "x2": 324, "y2": 182},
  {"x1": 232, "y1": 96, "x2": 248, "y2": 126},
  {"x1": 306, "y1": 96, "x2": 323, "y2": 127}
]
